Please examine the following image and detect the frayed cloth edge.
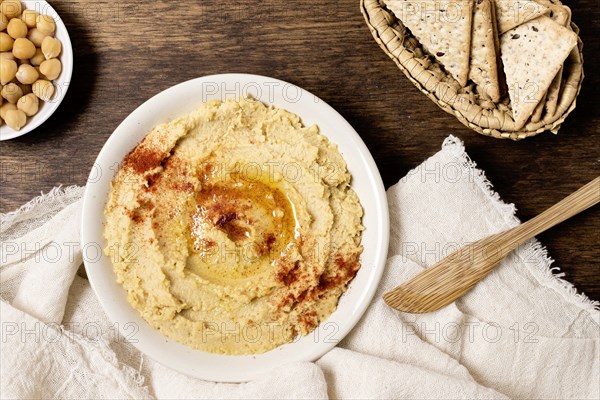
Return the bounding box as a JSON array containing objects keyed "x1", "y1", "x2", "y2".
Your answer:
[{"x1": 0, "y1": 185, "x2": 84, "y2": 230}]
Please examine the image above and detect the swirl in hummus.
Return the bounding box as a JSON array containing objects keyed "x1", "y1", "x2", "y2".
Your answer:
[{"x1": 104, "y1": 98, "x2": 363, "y2": 354}]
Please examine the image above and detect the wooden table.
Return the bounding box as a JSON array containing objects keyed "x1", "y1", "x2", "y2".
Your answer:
[{"x1": 1, "y1": 0, "x2": 598, "y2": 300}]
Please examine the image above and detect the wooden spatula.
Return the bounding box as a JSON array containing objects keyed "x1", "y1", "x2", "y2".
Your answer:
[{"x1": 384, "y1": 176, "x2": 600, "y2": 313}]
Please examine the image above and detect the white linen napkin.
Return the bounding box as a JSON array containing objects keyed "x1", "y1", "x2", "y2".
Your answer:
[{"x1": 1, "y1": 136, "x2": 598, "y2": 399}]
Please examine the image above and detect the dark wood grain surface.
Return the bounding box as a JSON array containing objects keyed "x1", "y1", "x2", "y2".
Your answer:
[{"x1": 1, "y1": 0, "x2": 598, "y2": 300}]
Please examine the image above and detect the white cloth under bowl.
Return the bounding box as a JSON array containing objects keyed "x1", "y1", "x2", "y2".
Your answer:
[{"x1": 1, "y1": 136, "x2": 598, "y2": 399}]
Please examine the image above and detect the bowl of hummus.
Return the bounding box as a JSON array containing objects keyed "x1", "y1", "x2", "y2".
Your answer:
[{"x1": 82, "y1": 74, "x2": 389, "y2": 381}]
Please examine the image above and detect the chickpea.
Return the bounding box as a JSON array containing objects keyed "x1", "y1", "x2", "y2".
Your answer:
[
  {"x1": 5, "y1": 109, "x2": 27, "y2": 130},
  {"x1": 15, "y1": 63, "x2": 38, "y2": 84},
  {"x1": 36, "y1": 14, "x2": 55, "y2": 36},
  {"x1": 27, "y1": 28, "x2": 46, "y2": 47},
  {"x1": 0, "y1": 58, "x2": 17, "y2": 84},
  {"x1": 32, "y1": 79, "x2": 54, "y2": 101},
  {"x1": 1, "y1": 82, "x2": 23, "y2": 103},
  {"x1": 7, "y1": 18, "x2": 28, "y2": 39},
  {"x1": 21, "y1": 10, "x2": 38, "y2": 29},
  {"x1": 0, "y1": 51, "x2": 15, "y2": 61},
  {"x1": 39, "y1": 58, "x2": 60, "y2": 80},
  {"x1": 0, "y1": 13, "x2": 8, "y2": 31},
  {"x1": 0, "y1": 32, "x2": 14, "y2": 52},
  {"x1": 41, "y1": 36, "x2": 61, "y2": 59},
  {"x1": 0, "y1": 101, "x2": 17, "y2": 120},
  {"x1": 12, "y1": 38, "x2": 35, "y2": 60},
  {"x1": 0, "y1": 1, "x2": 23, "y2": 20},
  {"x1": 17, "y1": 92, "x2": 38, "y2": 116},
  {"x1": 29, "y1": 48, "x2": 44, "y2": 66}
]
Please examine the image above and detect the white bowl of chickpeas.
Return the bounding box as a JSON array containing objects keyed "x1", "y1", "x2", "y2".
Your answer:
[{"x1": 0, "y1": 0, "x2": 72, "y2": 140}]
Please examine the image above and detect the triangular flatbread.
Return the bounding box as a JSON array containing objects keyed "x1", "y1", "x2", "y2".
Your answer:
[
  {"x1": 384, "y1": 0, "x2": 474, "y2": 86},
  {"x1": 500, "y1": 16, "x2": 577, "y2": 129},
  {"x1": 544, "y1": 4, "x2": 572, "y2": 117},
  {"x1": 469, "y1": 0, "x2": 501, "y2": 102},
  {"x1": 494, "y1": 0, "x2": 548, "y2": 34}
]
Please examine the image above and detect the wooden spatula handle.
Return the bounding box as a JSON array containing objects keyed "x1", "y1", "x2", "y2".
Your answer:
[
  {"x1": 383, "y1": 177, "x2": 599, "y2": 313},
  {"x1": 506, "y1": 176, "x2": 600, "y2": 246}
]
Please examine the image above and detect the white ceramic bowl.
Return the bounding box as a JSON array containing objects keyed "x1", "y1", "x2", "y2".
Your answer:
[
  {"x1": 81, "y1": 74, "x2": 389, "y2": 382},
  {"x1": 0, "y1": 0, "x2": 73, "y2": 141}
]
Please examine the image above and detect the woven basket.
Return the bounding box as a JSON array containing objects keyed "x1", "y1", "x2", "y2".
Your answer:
[{"x1": 361, "y1": 0, "x2": 584, "y2": 140}]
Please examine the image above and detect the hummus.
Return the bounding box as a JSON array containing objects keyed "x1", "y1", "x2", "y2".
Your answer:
[{"x1": 104, "y1": 98, "x2": 363, "y2": 354}]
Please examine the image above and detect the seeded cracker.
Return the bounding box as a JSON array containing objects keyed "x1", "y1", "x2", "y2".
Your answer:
[
  {"x1": 544, "y1": 4, "x2": 572, "y2": 117},
  {"x1": 527, "y1": 2, "x2": 570, "y2": 123},
  {"x1": 469, "y1": 0, "x2": 501, "y2": 102},
  {"x1": 494, "y1": 0, "x2": 548, "y2": 34},
  {"x1": 500, "y1": 16, "x2": 577, "y2": 130},
  {"x1": 383, "y1": 0, "x2": 474, "y2": 86}
]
